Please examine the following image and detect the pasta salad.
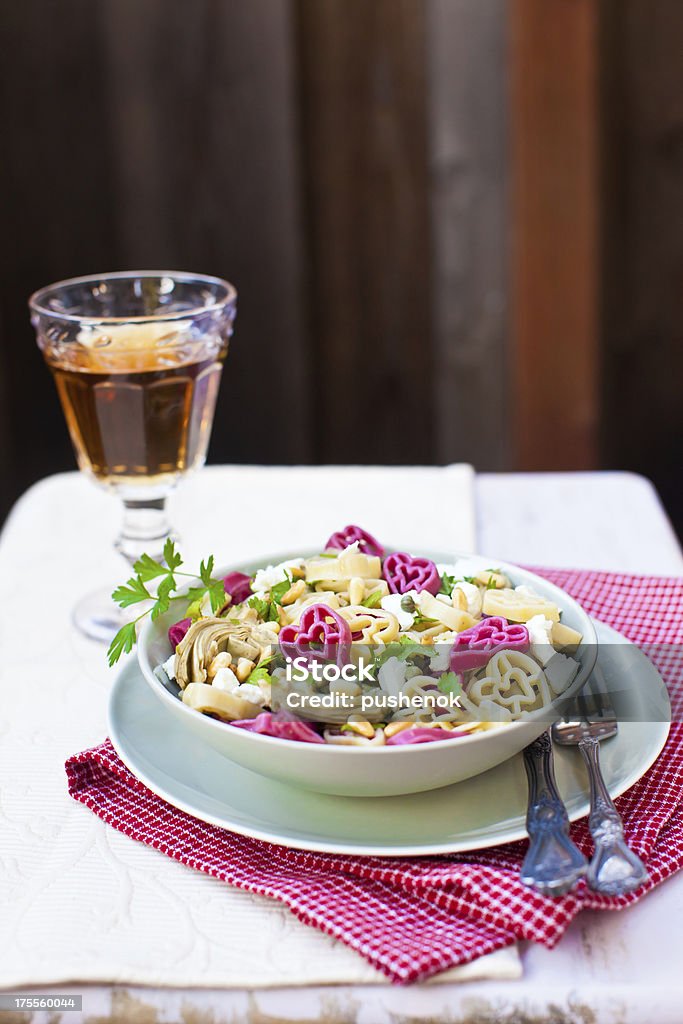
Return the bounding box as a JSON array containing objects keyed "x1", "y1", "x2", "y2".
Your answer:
[{"x1": 156, "y1": 525, "x2": 584, "y2": 746}]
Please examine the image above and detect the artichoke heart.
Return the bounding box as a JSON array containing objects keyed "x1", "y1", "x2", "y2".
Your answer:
[{"x1": 175, "y1": 617, "x2": 263, "y2": 689}]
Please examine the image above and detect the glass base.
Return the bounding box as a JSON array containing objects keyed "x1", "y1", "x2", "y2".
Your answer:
[{"x1": 73, "y1": 586, "x2": 134, "y2": 644}]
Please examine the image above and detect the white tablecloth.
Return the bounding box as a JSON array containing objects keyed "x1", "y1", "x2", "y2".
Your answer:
[
  {"x1": 2, "y1": 467, "x2": 682, "y2": 1023},
  {"x1": 0, "y1": 464, "x2": 522, "y2": 989}
]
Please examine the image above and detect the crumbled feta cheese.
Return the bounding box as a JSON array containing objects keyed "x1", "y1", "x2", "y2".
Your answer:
[
  {"x1": 429, "y1": 645, "x2": 452, "y2": 672},
  {"x1": 526, "y1": 614, "x2": 556, "y2": 666},
  {"x1": 212, "y1": 667, "x2": 240, "y2": 692},
  {"x1": 526, "y1": 614, "x2": 553, "y2": 644},
  {"x1": 252, "y1": 558, "x2": 304, "y2": 593},
  {"x1": 236, "y1": 682, "x2": 269, "y2": 707},
  {"x1": 436, "y1": 593, "x2": 451, "y2": 605},
  {"x1": 381, "y1": 592, "x2": 418, "y2": 630},
  {"x1": 545, "y1": 654, "x2": 579, "y2": 696},
  {"x1": 199, "y1": 592, "x2": 213, "y2": 616},
  {"x1": 342, "y1": 541, "x2": 361, "y2": 556},
  {"x1": 378, "y1": 657, "x2": 409, "y2": 698},
  {"x1": 162, "y1": 654, "x2": 177, "y2": 681},
  {"x1": 452, "y1": 581, "x2": 482, "y2": 617}
]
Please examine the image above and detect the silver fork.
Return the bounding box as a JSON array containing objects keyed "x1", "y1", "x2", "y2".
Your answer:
[
  {"x1": 520, "y1": 731, "x2": 588, "y2": 896},
  {"x1": 552, "y1": 674, "x2": 649, "y2": 896}
]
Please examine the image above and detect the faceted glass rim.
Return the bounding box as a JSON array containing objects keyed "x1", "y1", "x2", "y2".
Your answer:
[{"x1": 29, "y1": 270, "x2": 237, "y2": 325}]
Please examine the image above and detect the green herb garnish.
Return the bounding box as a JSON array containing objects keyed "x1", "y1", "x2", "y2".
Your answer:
[
  {"x1": 374, "y1": 637, "x2": 426, "y2": 670},
  {"x1": 441, "y1": 573, "x2": 477, "y2": 595},
  {"x1": 361, "y1": 589, "x2": 383, "y2": 608},
  {"x1": 246, "y1": 666, "x2": 273, "y2": 687},
  {"x1": 248, "y1": 595, "x2": 270, "y2": 619},
  {"x1": 440, "y1": 572, "x2": 456, "y2": 597},
  {"x1": 437, "y1": 671, "x2": 463, "y2": 696},
  {"x1": 412, "y1": 612, "x2": 439, "y2": 628},
  {"x1": 270, "y1": 577, "x2": 292, "y2": 605},
  {"x1": 107, "y1": 541, "x2": 225, "y2": 668},
  {"x1": 248, "y1": 575, "x2": 291, "y2": 623}
]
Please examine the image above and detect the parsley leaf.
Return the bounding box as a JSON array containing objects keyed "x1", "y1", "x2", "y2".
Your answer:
[
  {"x1": 200, "y1": 556, "x2": 215, "y2": 586},
  {"x1": 151, "y1": 575, "x2": 176, "y2": 619},
  {"x1": 437, "y1": 671, "x2": 463, "y2": 696},
  {"x1": 247, "y1": 576, "x2": 291, "y2": 622},
  {"x1": 248, "y1": 595, "x2": 270, "y2": 618},
  {"x1": 440, "y1": 573, "x2": 456, "y2": 596},
  {"x1": 208, "y1": 578, "x2": 227, "y2": 612},
  {"x1": 247, "y1": 666, "x2": 272, "y2": 686},
  {"x1": 163, "y1": 538, "x2": 183, "y2": 572},
  {"x1": 270, "y1": 576, "x2": 292, "y2": 606},
  {"x1": 107, "y1": 621, "x2": 137, "y2": 667},
  {"x1": 374, "y1": 638, "x2": 426, "y2": 669},
  {"x1": 133, "y1": 554, "x2": 168, "y2": 582},
  {"x1": 441, "y1": 573, "x2": 481, "y2": 595},
  {"x1": 108, "y1": 543, "x2": 227, "y2": 666},
  {"x1": 112, "y1": 577, "x2": 153, "y2": 608}
]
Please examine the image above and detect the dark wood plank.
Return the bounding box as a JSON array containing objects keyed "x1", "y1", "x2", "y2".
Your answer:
[
  {"x1": 296, "y1": 0, "x2": 433, "y2": 464},
  {"x1": 0, "y1": 0, "x2": 310, "y2": 524},
  {"x1": 426, "y1": 0, "x2": 510, "y2": 470},
  {"x1": 601, "y1": 0, "x2": 683, "y2": 530},
  {"x1": 98, "y1": 0, "x2": 311, "y2": 466},
  {"x1": 510, "y1": 0, "x2": 601, "y2": 470},
  {"x1": 0, "y1": 0, "x2": 119, "y2": 513}
]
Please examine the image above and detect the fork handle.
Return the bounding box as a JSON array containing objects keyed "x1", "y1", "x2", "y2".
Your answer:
[
  {"x1": 521, "y1": 732, "x2": 588, "y2": 897},
  {"x1": 579, "y1": 735, "x2": 649, "y2": 896}
]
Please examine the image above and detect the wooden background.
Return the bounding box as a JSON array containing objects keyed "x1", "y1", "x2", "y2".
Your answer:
[{"x1": 0, "y1": 0, "x2": 680, "y2": 533}]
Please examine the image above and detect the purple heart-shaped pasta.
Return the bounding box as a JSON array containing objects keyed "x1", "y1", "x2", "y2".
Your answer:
[
  {"x1": 231, "y1": 712, "x2": 324, "y2": 743},
  {"x1": 223, "y1": 571, "x2": 252, "y2": 605},
  {"x1": 279, "y1": 602, "x2": 352, "y2": 667},
  {"x1": 383, "y1": 552, "x2": 441, "y2": 595},
  {"x1": 325, "y1": 524, "x2": 384, "y2": 557},
  {"x1": 450, "y1": 616, "x2": 530, "y2": 673},
  {"x1": 386, "y1": 726, "x2": 468, "y2": 745},
  {"x1": 168, "y1": 617, "x2": 191, "y2": 649}
]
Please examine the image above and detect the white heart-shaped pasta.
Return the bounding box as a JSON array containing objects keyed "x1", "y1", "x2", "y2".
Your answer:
[{"x1": 338, "y1": 605, "x2": 400, "y2": 643}]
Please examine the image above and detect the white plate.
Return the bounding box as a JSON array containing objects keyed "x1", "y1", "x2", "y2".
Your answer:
[{"x1": 109, "y1": 621, "x2": 670, "y2": 857}]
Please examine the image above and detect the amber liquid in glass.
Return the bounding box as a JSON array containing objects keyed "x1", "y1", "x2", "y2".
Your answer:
[{"x1": 44, "y1": 333, "x2": 226, "y2": 490}]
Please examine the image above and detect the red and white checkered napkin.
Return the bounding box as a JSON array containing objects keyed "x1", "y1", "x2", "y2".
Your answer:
[{"x1": 66, "y1": 569, "x2": 683, "y2": 984}]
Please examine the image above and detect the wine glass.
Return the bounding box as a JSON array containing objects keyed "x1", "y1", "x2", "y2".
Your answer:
[{"x1": 29, "y1": 270, "x2": 237, "y2": 642}]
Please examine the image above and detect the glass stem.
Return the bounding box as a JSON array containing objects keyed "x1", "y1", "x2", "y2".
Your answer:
[{"x1": 115, "y1": 497, "x2": 172, "y2": 566}]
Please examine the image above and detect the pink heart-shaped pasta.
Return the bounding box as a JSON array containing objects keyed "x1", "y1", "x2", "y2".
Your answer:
[
  {"x1": 383, "y1": 552, "x2": 441, "y2": 595},
  {"x1": 325, "y1": 524, "x2": 384, "y2": 557},
  {"x1": 223, "y1": 572, "x2": 252, "y2": 605},
  {"x1": 231, "y1": 712, "x2": 324, "y2": 744},
  {"x1": 386, "y1": 727, "x2": 468, "y2": 745},
  {"x1": 449, "y1": 616, "x2": 530, "y2": 673},
  {"x1": 279, "y1": 603, "x2": 352, "y2": 666},
  {"x1": 168, "y1": 617, "x2": 191, "y2": 649}
]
